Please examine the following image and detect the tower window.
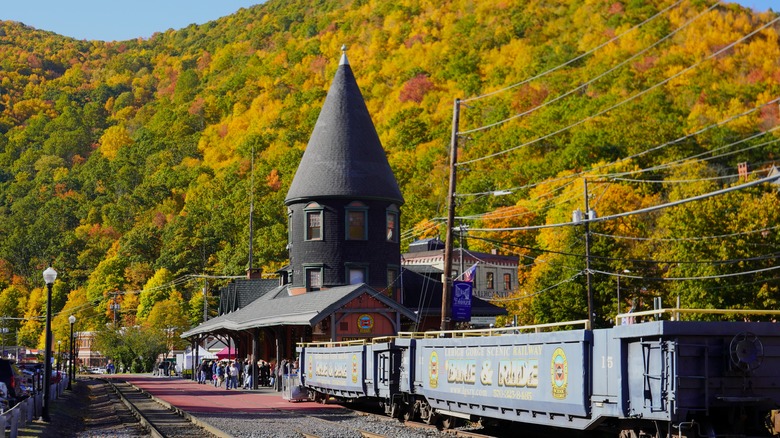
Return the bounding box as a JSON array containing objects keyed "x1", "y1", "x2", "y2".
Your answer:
[
  {"x1": 504, "y1": 273, "x2": 512, "y2": 290},
  {"x1": 386, "y1": 205, "x2": 399, "y2": 242},
  {"x1": 345, "y1": 202, "x2": 368, "y2": 240},
  {"x1": 305, "y1": 202, "x2": 323, "y2": 241},
  {"x1": 305, "y1": 267, "x2": 322, "y2": 291},
  {"x1": 346, "y1": 263, "x2": 369, "y2": 285},
  {"x1": 386, "y1": 268, "x2": 398, "y2": 297},
  {"x1": 486, "y1": 272, "x2": 494, "y2": 290},
  {"x1": 348, "y1": 268, "x2": 366, "y2": 284}
]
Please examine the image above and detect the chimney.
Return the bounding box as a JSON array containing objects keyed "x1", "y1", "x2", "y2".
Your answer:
[
  {"x1": 246, "y1": 267, "x2": 263, "y2": 280},
  {"x1": 491, "y1": 249, "x2": 498, "y2": 255}
]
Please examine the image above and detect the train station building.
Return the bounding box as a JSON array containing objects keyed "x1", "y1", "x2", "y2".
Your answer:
[{"x1": 181, "y1": 49, "x2": 505, "y2": 379}]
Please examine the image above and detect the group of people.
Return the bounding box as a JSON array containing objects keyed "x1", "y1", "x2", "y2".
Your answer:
[{"x1": 195, "y1": 357, "x2": 297, "y2": 390}]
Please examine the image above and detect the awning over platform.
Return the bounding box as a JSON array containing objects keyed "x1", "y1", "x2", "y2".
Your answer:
[{"x1": 181, "y1": 283, "x2": 418, "y2": 339}]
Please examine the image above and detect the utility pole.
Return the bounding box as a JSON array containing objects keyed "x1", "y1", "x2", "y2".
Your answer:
[
  {"x1": 249, "y1": 143, "x2": 255, "y2": 271},
  {"x1": 110, "y1": 290, "x2": 120, "y2": 326},
  {"x1": 441, "y1": 98, "x2": 461, "y2": 331},
  {"x1": 202, "y1": 279, "x2": 209, "y2": 322},
  {"x1": 584, "y1": 179, "x2": 594, "y2": 330}
]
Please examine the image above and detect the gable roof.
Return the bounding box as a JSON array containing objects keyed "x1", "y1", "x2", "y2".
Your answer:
[
  {"x1": 285, "y1": 51, "x2": 403, "y2": 205},
  {"x1": 218, "y1": 278, "x2": 279, "y2": 314},
  {"x1": 182, "y1": 283, "x2": 418, "y2": 338}
]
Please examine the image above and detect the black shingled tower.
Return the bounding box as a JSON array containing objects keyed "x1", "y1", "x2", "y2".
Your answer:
[{"x1": 284, "y1": 48, "x2": 404, "y2": 295}]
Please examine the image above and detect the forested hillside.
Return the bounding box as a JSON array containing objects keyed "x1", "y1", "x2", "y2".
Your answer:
[{"x1": 0, "y1": 0, "x2": 778, "y2": 349}]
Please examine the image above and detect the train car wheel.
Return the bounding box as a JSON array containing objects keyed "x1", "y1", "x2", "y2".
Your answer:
[
  {"x1": 401, "y1": 402, "x2": 416, "y2": 422},
  {"x1": 441, "y1": 416, "x2": 459, "y2": 429},
  {"x1": 424, "y1": 413, "x2": 439, "y2": 426},
  {"x1": 420, "y1": 403, "x2": 438, "y2": 425}
]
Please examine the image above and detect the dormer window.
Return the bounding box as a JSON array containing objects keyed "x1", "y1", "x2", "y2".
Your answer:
[
  {"x1": 305, "y1": 202, "x2": 323, "y2": 241},
  {"x1": 345, "y1": 201, "x2": 368, "y2": 240}
]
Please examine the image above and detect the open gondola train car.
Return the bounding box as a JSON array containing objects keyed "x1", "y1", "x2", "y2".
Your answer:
[{"x1": 298, "y1": 309, "x2": 780, "y2": 437}]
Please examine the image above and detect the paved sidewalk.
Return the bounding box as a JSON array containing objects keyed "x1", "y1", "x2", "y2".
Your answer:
[{"x1": 108, "y1": 374, "x2": 344, "y2": 415}]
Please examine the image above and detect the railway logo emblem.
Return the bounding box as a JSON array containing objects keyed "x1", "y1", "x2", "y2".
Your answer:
[
  {"x1": 358, "y1": 314, "x2": 374, "y2": 333},
  {"x1": 352, "y1": 354, "x2": 358, "y2": 383},
  {"x1": 551, "y1": 348, "x2": 568, "y2": 399},
  {"x1": 429, "y1": 351, "x2": 439, "y2": 388}
]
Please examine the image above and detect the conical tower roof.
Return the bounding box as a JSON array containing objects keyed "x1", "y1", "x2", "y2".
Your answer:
[{"x1": 285, "y1": 50, "x2": 404, "y2": 205}]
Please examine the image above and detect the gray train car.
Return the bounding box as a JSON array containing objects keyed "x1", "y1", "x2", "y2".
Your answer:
[
  {"x1": 298, "y1": 315, "x2": 780, "y2": 436},
  {"x1": 591, "y1": 320, "x2": 780, "y2": 436},
  {"x1": 394, "y1": 328, "x2": 594, "y2": 429},
  {"x1": 298, "y1": 343, "x2": 367, "y2": 402}
]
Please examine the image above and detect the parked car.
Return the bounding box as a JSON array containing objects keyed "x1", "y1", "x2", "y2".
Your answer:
[{"x1": 0, "y1": 359, "x2": 29, "y2": 406}]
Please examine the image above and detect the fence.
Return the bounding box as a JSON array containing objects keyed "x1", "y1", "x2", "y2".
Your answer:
[{"x1": 0, "y1": 373, "x2": 69, "y2": 438}]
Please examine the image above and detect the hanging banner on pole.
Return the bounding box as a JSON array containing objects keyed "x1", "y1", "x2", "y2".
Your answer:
[{"x1": 452, "y1": 280, "x2": 473, "y2": 322}]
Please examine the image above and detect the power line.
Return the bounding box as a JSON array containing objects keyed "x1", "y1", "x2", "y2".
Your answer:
[
  {"x1": 468, "y1": 234, "x2": 780, "y2": 266},
  {"x1": 607, "y1": 168, "x2": 765, "y2": 184},
  {"x1": 460, "y1": 0, "x2": 719, "y2": 135},
  {"x1": 461, "y1": 0, "x2": 688, "y2": 104},
  {"x1": 598, "y1": 128, "x2": 780, "y2": 179},
  {"x1": 593, "y1": 224, "x2": 780, "y2": 242},
  {"x1": 486, "y1": 272, "x2": 583, "y2": 303},
  {"x1": 466, "y1": 173, "x2": 779, "y2": 232},
  {"x1": 592, "y1": 265, "x2": 780, "y2": 281},
  {"x1": 457, "y1": 17, "x2": 780, "y2": 166},
  {"x1": 454, "y1": 100, "x2": 778, "y2": 199}
]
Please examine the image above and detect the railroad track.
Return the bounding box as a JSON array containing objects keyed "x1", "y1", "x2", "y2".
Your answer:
[
  {"x1": 105, "y1": 379, "x2": 223, "y2": 438},
  {"x1": 99, "y1": 378, "x2": 502, "y2": 438}
]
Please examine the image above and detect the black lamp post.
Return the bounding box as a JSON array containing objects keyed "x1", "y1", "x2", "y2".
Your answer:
[
  {"x1": 57, "y1": 341, "x2": 62, "y2": 372},
  {"x1": 42, "y1": 266, "x2": 57, "y2": 422},
  {"x1": 67, "y1": 315, "x2": 75, "y2": 390}
]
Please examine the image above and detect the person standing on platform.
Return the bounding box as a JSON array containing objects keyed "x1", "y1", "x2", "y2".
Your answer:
[
  {"x1": 216, "y1": 362, "x2": 225, "y2": 388},
  {"x1": 228, "y1": 361, "x2": 239, "y2": 390},
  {"x1": 204, "y1": 360, "x2": 213, "y2": 385},
  {"x1": 243, "y1": 359, "x2": 252, "y2": 389},
  {"x1": 276, "y1": 358, "x2": 287, "y2": 392},
  {"x1": 259, "y1": 361, "x2": 269, "y2": 387},
  {"x1": 196, "y1": 360, "x2": 204, "y2": 384}
]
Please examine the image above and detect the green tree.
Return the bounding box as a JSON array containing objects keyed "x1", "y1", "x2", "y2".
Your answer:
[{"x1": 137, "y1": 268, "x2": 176, "y2": 320}]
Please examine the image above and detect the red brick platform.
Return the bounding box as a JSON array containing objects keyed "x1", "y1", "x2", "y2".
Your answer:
[{"x1": 106, "y1": 375, "x2": 345, "y2": 414}]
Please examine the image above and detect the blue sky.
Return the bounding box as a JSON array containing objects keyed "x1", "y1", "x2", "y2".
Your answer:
[
  {"x1": 0, "y1": 0, "x2": 775, "y2": 42},
  {"x1": 1, "y1": 1, "x2": 261, "y2": 41}
]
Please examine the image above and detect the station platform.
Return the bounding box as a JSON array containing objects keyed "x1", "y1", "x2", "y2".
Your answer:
[{"x1": 104, "y1": 374, "x2": 344, "y2": 414}]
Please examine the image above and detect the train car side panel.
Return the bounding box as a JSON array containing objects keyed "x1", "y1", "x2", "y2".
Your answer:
[
  {"x1": 411, "y1": 330, "x2": 593, "y2": 428},
  {"x1": 299, "y1": 344, "x2": 367, "y2": 399}
]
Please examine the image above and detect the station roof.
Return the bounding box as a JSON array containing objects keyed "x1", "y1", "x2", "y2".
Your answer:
[{"x1": 182, "y1": 283, "x2": 418, "y2": 338}]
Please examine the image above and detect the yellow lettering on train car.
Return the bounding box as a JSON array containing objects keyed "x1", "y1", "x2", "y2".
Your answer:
[
  {"x1": 446, "y1": 359, "x2": 477, "y2": 384},
  {"x1": 497, "y1": 359, "x2": 539, "y2": 388}
]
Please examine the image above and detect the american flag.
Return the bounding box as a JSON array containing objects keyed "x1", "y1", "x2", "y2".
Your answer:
[{"x1": 462, "y1": 263, "x2": 478, "y2": 283}]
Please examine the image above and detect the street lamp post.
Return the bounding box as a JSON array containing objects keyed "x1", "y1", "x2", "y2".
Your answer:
[
  {"x1": 0, "y1": 327, "x2": 7, "y2": 358},
  {"x1": 42, "y1": 266, "x2": 57, "y2": 422},
  {"x1": 67, "y1": 315, "x2": 76, "y2": 390},
  {"x1": 57, "y1": 341, "x2": 62, "y2": 372}
]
